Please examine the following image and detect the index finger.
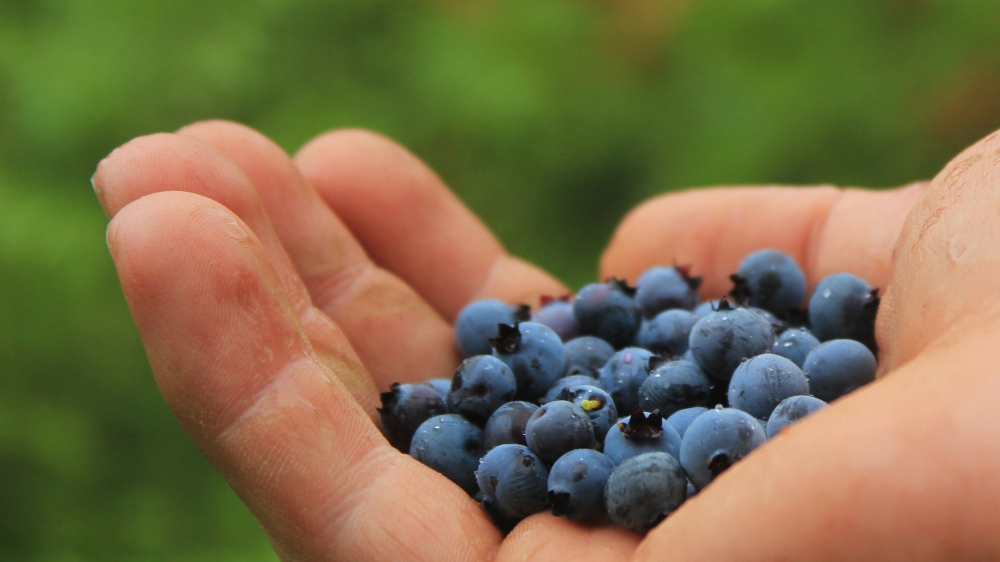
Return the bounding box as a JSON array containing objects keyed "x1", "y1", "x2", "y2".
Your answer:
[{"x1": 600, "y1": 183, "x2": 926, "y2": 298}]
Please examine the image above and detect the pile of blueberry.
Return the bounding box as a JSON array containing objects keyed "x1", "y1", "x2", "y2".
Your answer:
[{"x1": 379, "y1": 249, "x2": 880, "y2": 533}]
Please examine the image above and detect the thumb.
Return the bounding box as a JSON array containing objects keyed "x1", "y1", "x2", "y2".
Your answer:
[{"x1": 878, "y1": 128, "x2": 1000, "y2": 372}]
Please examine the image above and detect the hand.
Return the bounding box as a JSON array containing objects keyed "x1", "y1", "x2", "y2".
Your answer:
[{"x1": 92, "y1": 122, "x2": 1000, "y2": 561}]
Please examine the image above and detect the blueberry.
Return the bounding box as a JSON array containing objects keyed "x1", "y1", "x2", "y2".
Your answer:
[
  {"x1": 803, "y1": 339, "x2": 877, "y2": 402},
  {"x1": 727, "y1": 353, "x2": 810, "y2": 421},
  {"x1": 638, "y1": 359, "x2": 713, "y2": 417},
  {"x1": 447, "y1": 355, "x2": 517, "y2": 423},
  {"x1": 378, "y1": 383, "x2": 447, "y2": 451},
  {"x1": 556, "y1": 384, "x2": 618, "y2": 443},
  {"x1": 680, "y1": 407, "x2": 766, "y2": 490},
  {"x1": 410, "y1": 414, "x2": 485, "y2": 495},
  {"x1": 573, "y1": 279, "x2": 642, "y2": 348},
  {"x1": 491, "y1": 321, "x2": 565, "y2": 402},
  {"x1": 808, "y1": 273, "x2": 880, "y2": 351},
  {"x1": 562, "y1": 335, "x2": 615, "y2": 378},
  {"x1": 688, "y1": 300, "x2": 775, "y2": 382},
  {"x1": 525, "y1": 400, "x2": 597, "y2": 463},
  {"x1": 541, "y1": 374, "x2": 604, "y2": 404},
  {"x1": 634, "y1": 265, "x2": 702, "y2": 318},
  {"x1": 604, "y1": 452, "x2": 687, "y2": 532},
  {"x1": 636, "y1": 309, "x2": 698, "y2": 357},
  {"x1": 765, "y1": 395, "x2": 827, "y2": 438},
  {"x1": 547, "y1": 449, "x2": 615, "y2": 521},
  {"x1": 454, "y1": 299, "x2": 530, "y2": 357},
  {"x1": 729, "y1": 249, "x2": 807, "y2": 318},
  {"x1": 665, "y1": 406, "x2": 708, "y2": 438},
  {"x1": 424, "y1": 378, "x2": 452, "y2": 399},
  {"x1": 686, "y1": 480, "x2": 697, "y2": 499},
  {"x1": 603, "y1": 408, "x2": 682, "y2": 466},
  {"x1": 477, "y1": 444, "x2": 549, "y2": 522},
  {"x1": 484, "y1": 401, "x2": 539, "y2": 450},
  {"x1": 532, "y1": 296, "x2": 579, "y2": 342},
  {"x1": 772, "y1": 327, "x2": 820, "y2": 368},
  {"x1": 598, "y1": 347, "x2": 658, "y2": 414},
  {"x1": 693, "y1": 299, "x2": 721, "y2": 320},
  {"x1": 749, "y1": 307, "x2": 787, "y2": 337}
]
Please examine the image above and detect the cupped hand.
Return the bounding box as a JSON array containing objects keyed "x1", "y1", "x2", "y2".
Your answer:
[{"x1": 92, "y1": 122, "x2": 1000, "y2": 561}]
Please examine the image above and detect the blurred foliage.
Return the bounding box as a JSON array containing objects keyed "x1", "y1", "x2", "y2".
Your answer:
[{"x1": 0, "y1": 0, "x2": 998, "y2": 559}]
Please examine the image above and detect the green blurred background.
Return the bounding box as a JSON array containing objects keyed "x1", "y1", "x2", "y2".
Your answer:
[{"x1": 1, "y1": 0, "x2": 998, "y2": 559}]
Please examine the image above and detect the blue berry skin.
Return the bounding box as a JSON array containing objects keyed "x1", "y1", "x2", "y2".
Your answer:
[
  {"x1": 378, "y1": 383, "x2": 448, "y2": 451},
  {"x1": 693, "y1": 299, "x2": 721, "y2": 320},
  {"x1": 556, "y1": 385, "x2": 618, "y2": 444},
  {"x1": 532, "y1": 298, "x2": 579, "y2": 342},
  {"x1": 686, "y1": 480, "x2": 697, "y2": 499},
  {"x1": 688, "y1": 303, "x2": 775, "y2": 382},
  {"x1": 765, "y1": 395, "x2": 827, "y2": 438},
  {"x1": 803, "y1": 339, "x2": 877, "y2": 402},
  {"x1": 727, "y1": 353, "x2": 810, "y2": 421},
  {"x1": 484, "y1": 401, "x2": 539, "y2": 450},
  {"x1": 410, "y1": 414, "x2": 485, "y2": 495},
  {"x1": 680, "y1": 407, "x2": 766, "y2": 490},
  {"x1": 732, "y1": 249, "x2": 807, "y2": 318},
  {"x1": 525, "y1": 400, "x2": 597, "y2": 463},
  {"x1": 425, "y1": 378, "x2": 452, "y2": 399},
  {"x1": 638, "y1": 360, "x2": 713, "y2": 417},
  {"x1": 598, "y1": 347, "x2": 657, "y2": 414},
  {"x1": 808, "y1": 273, "x2": 880, "y2": 351},
  {"x1": 446, "y1": 356, "x2": 517, "y2": 423},
  {"x1": 547, "y1": 449, "x2": 615, "y2": 521},
  {"x1": 666, "y1": 407, "x2": 708, "y2": 438},
  {"x1": 573, "y1": 280, "x2": 642, "y2": 349},
  {"x1": 477, "y1": 444, "x2": 549, "y2": 521},
  {"x1": 491, "y1": 322, "x2": 565, "y2": 402},
  {"x1": 454, "y1": 299, "x2": 530, "y2": 358},
  {"x1": 636, "y1": 309, "x2": 698, "y2": 357},
  {"x1": 541, "y1": 375, "x2": 604, "y2": 404},
  {"x1": 634, "y1": 266, "x2": 701, "y2": 318},
  {"x1": 773, "y1": 328, "x2": 820, "y2": 368},
  {"x1": 605, "y1": 452, "x2": 687, "y2": 532},
  {"x1": 562, "y1": 336, "x2": 615, "y2": 378},
  {"x1": 603, "y1": 409, "x2": 682, "y2": 466},
  {"x1": 750, "y1": 307, "x2": 787, "y2": 337}
]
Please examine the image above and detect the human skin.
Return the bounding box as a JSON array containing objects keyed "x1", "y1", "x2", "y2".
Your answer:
[{"x1": 91, "y1": 121, "x2": 1000, "y2": 561}]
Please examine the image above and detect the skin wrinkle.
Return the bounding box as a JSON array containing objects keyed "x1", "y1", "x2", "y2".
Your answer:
[
  {"x1": 218, "y1": 361, "x2": 399, "y2": 561},
  {"x1": 179, "y1": 122, "x2": 458, "y2": 392}
]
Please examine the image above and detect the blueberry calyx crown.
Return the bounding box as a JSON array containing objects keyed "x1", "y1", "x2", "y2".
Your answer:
[
  {"x1": 547, "y1": 490, "x2": 572, "y2": 516},
  {"x1": 715, "y1": 296, "x2": 734, "y2": 312},
  {"x1": 489, "y1": 323, "x2": 522, "y2": 354},
  {"x1": 607, "y1": 277, "x2": 638, "y2": 297},
  {"x1": 513, "y1": 304, "x2": 532, "y2": 323},
  {"x1": 675, "y1": 264, "x2": 704, "y2": 290},
  {"x1": 707, "y1": 453, "x2": 733, "y2": 477},
  {"x1": 647, "y1": 354, "x2": 668, "y2": 371},
  {"x1": 727, "y1": 274, "x2": 752, "y2": 306},
  {"x1": 375, "y1": 382, "x2": 401, "y2": 415},
  {"x1": 618, "y1": 406, "x2": 664, "y2": 440}
]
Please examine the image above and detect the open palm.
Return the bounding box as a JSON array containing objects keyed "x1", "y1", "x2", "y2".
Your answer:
[{"x1": 93, "y1": 122, "x2": 1000, "y2": 561}]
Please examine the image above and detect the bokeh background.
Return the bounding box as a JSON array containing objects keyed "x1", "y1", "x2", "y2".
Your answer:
[{"x1": 2, "y1": 0, "x2": 999, "y2": 559}]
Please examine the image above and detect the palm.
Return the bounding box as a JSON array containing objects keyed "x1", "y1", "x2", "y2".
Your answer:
[{"x1": 94, "y1": 122, "x2": 1000, "y2": 561}]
